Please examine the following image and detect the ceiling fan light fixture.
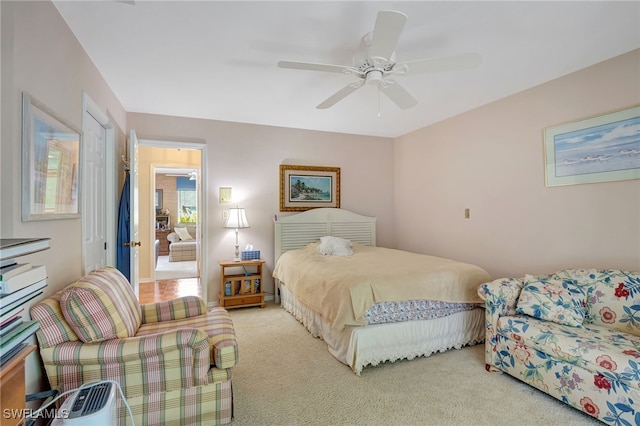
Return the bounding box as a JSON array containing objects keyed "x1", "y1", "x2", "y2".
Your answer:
[
  {"x1": 277, "y1": 10, "x2": 481, "y2": 111},
  {"x1": 366, "y1": 70, "x2": 384, "y2": 85}
]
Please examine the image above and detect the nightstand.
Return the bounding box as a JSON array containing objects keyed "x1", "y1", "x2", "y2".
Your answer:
[{"x1": 219, "y1": 259, "x2": 265, "y2": 309}]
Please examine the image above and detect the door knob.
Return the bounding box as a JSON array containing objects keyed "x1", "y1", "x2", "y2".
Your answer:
[{"x1": 124, "y1": 241, "x2": 141, "y2": 247}]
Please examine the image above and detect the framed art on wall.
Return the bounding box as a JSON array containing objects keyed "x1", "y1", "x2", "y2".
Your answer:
[
  {"x1": 22, "y1": 92, "x2": 82, "y2": 221},
  {"x1": 279, "y1": 164, "x2": 340, "y2": 211},
  {"x1": 155, "y1": 189, "x2": 163, "y2": 210},
  {"x1": 544, "y1": 105, "x2": 640, "y2": 187}
]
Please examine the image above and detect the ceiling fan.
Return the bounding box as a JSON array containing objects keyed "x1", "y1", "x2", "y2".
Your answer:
[{"x1": 277, "y1": 10, "x2": 482, "y2": 110}]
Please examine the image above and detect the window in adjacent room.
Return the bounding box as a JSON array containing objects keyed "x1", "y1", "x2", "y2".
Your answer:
[{"x1": 176, "y1": 176, "x2": 197, "y2": 223}]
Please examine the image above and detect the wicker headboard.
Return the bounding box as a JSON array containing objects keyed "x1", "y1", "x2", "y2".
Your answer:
[{"x1": 274, "y1": 208, "x2": 377, "y2": 261}]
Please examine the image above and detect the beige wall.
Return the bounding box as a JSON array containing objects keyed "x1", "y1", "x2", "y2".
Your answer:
[
  {"x1": 1, "y1": 0, "x2": 127, "y2": 400},
  {"x1": 127, "y1": 113, "x2": 395, "y2": 301},
  {"x1": 394, "y1": 49, "x2": 640, "y2": 278}
]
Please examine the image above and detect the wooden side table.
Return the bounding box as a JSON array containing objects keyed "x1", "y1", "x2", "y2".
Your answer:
[
  {"x1": 0, "y1": 345, "x2": 36, "y2": 426},
  {"x1": 219, "y1": 259, "x2": 265, "y2": 309},
  {"x1": 155, "y1": 229, "x2": 171, "y2": 255}
]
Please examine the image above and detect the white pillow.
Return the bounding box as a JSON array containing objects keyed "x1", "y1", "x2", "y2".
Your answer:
[
  {"x1": 316, "y1": 236, "x2": 353, "y2": 256},
  {"x1": 174, "y1": 227, "x2": 193, "y2": 241}
]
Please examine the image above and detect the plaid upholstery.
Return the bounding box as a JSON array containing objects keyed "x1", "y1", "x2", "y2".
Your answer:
[
  {"x1": 60, "y1": 268, "x2": 142, "y2": 342},
  {"x1": 31, "y1": 290, "x2": 80, "y2": 348},
  {"x1": 30, "y1": 268, "x2": 238, "y2": 425},
  {"x1": 122, "y1": 375, "x2": 233, "y2": 425},
  {"x1": 141, "y1": 296, "x2": 207, "y2": 323},
  {"x1": 137, "y1": 307, "x2": 238, "y2": 369},
  {"x1": 169, "y1": 241, "x2": 197, "y2": 261}
]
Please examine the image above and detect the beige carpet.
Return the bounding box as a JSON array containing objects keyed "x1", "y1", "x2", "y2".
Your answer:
[{"x1": 228, "y1": 303, "x2": 600, "y2": 426}]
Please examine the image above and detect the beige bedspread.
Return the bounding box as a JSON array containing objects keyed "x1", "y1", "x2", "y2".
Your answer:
[{"x1": 272, "y1": 243, "x2": 492, "y2": 330}]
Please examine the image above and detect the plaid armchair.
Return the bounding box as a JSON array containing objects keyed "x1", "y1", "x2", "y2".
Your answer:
[{"x1": 30, "y1": 267, "x2": 238, "y2": 425}]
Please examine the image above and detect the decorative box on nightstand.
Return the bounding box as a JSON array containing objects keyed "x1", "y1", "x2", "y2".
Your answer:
[{"x1": 219, "y1": 259, "x2": 265, "y2": 309}]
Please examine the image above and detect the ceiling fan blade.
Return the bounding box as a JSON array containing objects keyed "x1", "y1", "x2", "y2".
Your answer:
[
  {"x1": 379, "y1": 79, "x2": 418, "y2": 110},
  {"x1": 317, "y1": 81, "x2": 365, "y2": 109},
  {"x1": 369, "y1": 10, "x2": 407, "y2": 62},
  {"x1": 398, "y1": 53, "x2": 482, "y2": 76},
  {"x1": 278, "y1": 60, "x2": 353, "y2": 74}
]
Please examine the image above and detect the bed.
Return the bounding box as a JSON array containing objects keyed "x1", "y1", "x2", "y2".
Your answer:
[{"x1": 273, "y1": 208, "x2": 492, "y2": 374}]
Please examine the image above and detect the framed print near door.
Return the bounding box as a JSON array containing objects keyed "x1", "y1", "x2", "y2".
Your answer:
[
  {"x1": 22, "y1": 92, "x2": 81, "y2": 221},
  {"x1": 544, "y1": 105, "x2": 640, "y2": 187},
  {"x1": 280, "y1": 164, "x2": 340, "y2": 211}
]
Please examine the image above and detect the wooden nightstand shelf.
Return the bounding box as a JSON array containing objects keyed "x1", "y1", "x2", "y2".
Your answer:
[
  {"x1": 0, "y1": 345, "x2": 36, "y2": 426},
  {"x1": 219, "y1": 259, "x2": 265, "y2": 309}
]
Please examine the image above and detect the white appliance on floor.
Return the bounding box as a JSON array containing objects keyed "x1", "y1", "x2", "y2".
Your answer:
[{"x1": 51, "y1": 381, "x2": 116, "y2": 425}]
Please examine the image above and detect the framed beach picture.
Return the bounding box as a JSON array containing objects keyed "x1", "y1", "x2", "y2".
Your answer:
[
  {"x1": 279, "y1": 164, "x2": 340, "y2": 211},
  {"x1": 544, "y1": 105, "x2": 640, "y2": 187}
]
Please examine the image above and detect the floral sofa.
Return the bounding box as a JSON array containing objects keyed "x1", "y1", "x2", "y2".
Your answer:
[
  {"x1": 478, "y1": 269, "x2": 640, "y2": 425},
  {"x1": 30, "y1": 267, "x2": 238, "y2": 425}
]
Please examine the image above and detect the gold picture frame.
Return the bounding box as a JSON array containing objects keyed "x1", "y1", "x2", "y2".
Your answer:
[{"x1": 279, "y1": 164, "x2": 340, "y2": 212}]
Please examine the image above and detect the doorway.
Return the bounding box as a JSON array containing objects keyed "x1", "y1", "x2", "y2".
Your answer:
[
  {"x1": 154, "y1": 167, "x2": 199, "y2": 280},
  {"x1": 137, "y1": 140, "x2": 207, "y2": 304}
]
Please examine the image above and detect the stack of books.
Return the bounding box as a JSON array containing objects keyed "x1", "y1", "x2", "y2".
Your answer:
[{"x1": 0, "y1": 238, "x2": 50, "y2": 366}]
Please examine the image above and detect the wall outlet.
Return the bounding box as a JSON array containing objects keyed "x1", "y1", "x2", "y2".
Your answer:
[
  {"x1": 223, "y1": 210, "x2": 229, "y2": 220},
  {"x1": 465, "y1": 208, "x2": 470, "y2": 219}
]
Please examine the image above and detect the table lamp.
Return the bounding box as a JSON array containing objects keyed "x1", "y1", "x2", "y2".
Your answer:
[{"x1": 224, "y1": 206, "x2": 250, "y2": 261}]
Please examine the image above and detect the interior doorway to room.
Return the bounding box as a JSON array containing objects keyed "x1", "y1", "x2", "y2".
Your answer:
[
  {"x1": 154, "y1": 167, "x2": 200, "y2": 280},
  {"x1": 137, "y1": 140, "x2": 207, "y2": 304}
]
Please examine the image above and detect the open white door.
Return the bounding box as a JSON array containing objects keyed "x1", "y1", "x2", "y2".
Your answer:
[
  {"x1": 82, "y1": 93, "x2": 115, "y2": 275},
  {"x1": 129, "y1": 129, "x2": 140, "y2": 296}
]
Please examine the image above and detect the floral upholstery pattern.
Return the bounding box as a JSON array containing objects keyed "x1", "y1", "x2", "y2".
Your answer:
[
  {"x1": 479, "y1": 269, "x2": 640, "y2": 425},
  {"x1": 364, "y1": 299, "x2": 480, "y2": 325},
  {"x1": 515, "y1": 275, "x2": 587, "y2": 327}
]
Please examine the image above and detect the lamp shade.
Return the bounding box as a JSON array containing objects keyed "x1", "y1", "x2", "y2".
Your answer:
[{"x1": 224, "y1": 207, "x2": 250, "y2": 229}]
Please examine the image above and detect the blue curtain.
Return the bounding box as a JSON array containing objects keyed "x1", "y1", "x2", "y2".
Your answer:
[
  {"x1": 116, "y1": 171, "x2": 130, "y2": 281},
  {"x1": 176, "y1": 176, "x2": 196, "y2": 190}
]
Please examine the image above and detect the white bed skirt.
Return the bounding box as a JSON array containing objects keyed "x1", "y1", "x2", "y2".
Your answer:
[{"x1": 280, "y1": 283, "x2": 485, "y2": 375}]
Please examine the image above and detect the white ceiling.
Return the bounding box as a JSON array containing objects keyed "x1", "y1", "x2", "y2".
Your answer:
[{"x1": 53, "y1": 1, "x2": 640, "y2": 138}]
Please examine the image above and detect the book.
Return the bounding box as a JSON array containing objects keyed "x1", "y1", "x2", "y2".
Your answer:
[
  {"x1": 0, "y1": 307, "x2": 24, "y2": 326},
  {"x1": 0, "y1": 315, "x2": 23, "y2": 336},
  {"x1": 0, "y1": 279, "x2": 47, "y2": 315},
  {"x1": 0, "y1": 263, "x2": 32, "y2": 280},
  {"x1": 0, "y1": 342, "x2": 27, "y2": 366},
  {"x1": 0, "y1": 265, "x2": 46, "y2": 294},
  {"x1": 0, "y1": 291, "x2": 43, "y2": 318},
  {"x1": 0, "y1": 320, "x2": 39, "y2": 358},
  {"x1": 0, "y1": 238, "x2": 51, "y2": 261},
  {"x1": 0, "y1": 259, "x2": 16, "y2": 268}
]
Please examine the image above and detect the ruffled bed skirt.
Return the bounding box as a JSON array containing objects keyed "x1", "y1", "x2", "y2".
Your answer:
[{"x1": 279, "y1": 282, "x2": 486, "y2": 375}]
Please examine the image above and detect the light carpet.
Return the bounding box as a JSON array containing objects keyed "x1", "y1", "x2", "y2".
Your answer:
[
  {"x1": 228, "y1": 303, "x2": 600, "y2": 426},
  {"x1": 155, "y1": 255, "x2": 197, "y2": 280}
]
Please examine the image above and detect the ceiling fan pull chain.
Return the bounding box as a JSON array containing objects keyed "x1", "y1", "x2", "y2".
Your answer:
[{"x1": 377, "y1": 86, "x2": 382, "y2": 117}]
